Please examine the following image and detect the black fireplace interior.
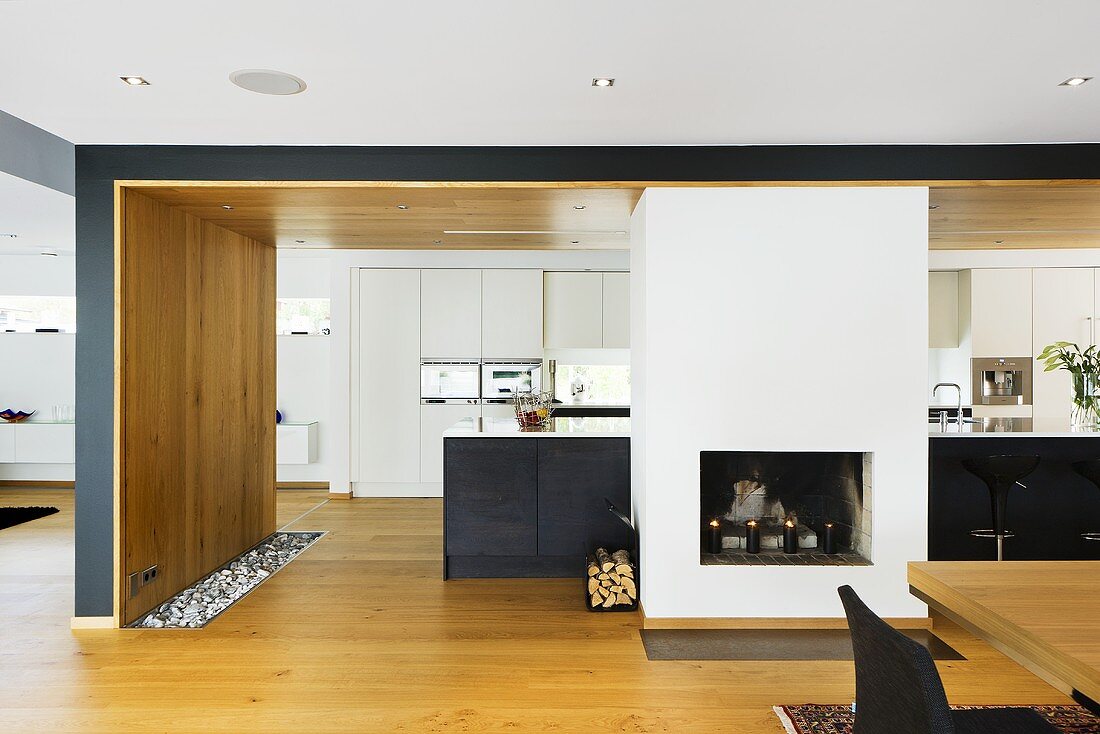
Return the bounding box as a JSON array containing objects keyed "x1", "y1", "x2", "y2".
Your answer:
[{"x1": 700, "y1": 450, "x2": 872, "y2": 564}]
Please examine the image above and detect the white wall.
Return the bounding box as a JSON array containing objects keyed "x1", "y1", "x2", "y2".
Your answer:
[
  {"x1": 0, "y1": 254, "x2": 75, "y2": 481},
  {"x1": 632, "y1": 187, "x2": 929, "y2": 620},
  {"x1": 276, "y1": 251, "x2": 331, "y2": 483},
  {"x1": 930, "y1": 248, "x2": 1100, "y2": 270},
  {"x1": 328, "y1": 249, "x2": 630, "y2": 495}
]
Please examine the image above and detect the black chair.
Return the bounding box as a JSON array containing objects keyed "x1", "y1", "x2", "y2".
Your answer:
[
  {"x1": 1071, "y1": 460, "x2": 1100, "y2": 542},
  {"x1": 961, "y1": 455, "x2": 1040, "y2": 561},
  {"x1": 838, "y1": 585, "x2": 1057, "y2": 733}
]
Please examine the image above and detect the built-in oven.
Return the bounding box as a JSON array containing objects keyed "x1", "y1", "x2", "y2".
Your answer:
[
  {"x1": 480, "y1": 360, "x2": 542, "y2": 405},
  {"x1": 421, "y1": 361, "x2": 481, "y2": 404}
]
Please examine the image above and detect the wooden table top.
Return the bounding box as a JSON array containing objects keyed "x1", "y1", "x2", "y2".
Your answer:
[{"x1": 908, "y1": 561, "x2": 1100, "y2": 703}]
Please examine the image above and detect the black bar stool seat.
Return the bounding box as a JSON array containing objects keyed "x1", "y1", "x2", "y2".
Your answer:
[
  {"x1": 961, "y1": 455, "x2": 1040, "y2": 561},
  {"x1": 1071, "y1": 460, "x2": 1100, "y2": 542}
]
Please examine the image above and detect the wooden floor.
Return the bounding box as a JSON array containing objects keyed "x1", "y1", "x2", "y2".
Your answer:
[{"x1": 0, "y1": 489, "x2": 1073, "y2": 732}]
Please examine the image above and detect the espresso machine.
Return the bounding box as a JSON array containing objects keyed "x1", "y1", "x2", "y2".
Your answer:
[{"x1": 971, "y1": 357, "x2": 1032, "y2": 415}]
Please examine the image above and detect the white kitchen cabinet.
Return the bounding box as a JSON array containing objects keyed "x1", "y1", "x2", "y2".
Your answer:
[
  {"x1": 358, "y1": 269, "x2": 421, "y2": 483},
  {"x1": 277, "y1": 422, "x2": 318, "y2": 465},
  {"x1": 543, "y1": 272, "x2": 606, "y2": 349},
  {"x1": 0, "y1": 424, "x2": 14, "y2": 462},
  {"x1": 601, "y1": 272, "x2": 630, "y2": 349},
  {"x1": 419, "y1": 403, "x2": 480, "y2": 485},
  {"x1": 481, "y1": 403, "x2": 517, "y2": 419},
  {"x1": 482, "y1": 269, "x2": 543, "y2": 358},
  {"x1": 14, "y1": 423, "x2": 75, "y2": 463},
  {"x1": 967, "y1": 269, "x2": 1033, "y2": 357},
  {"x1": 928, "y1": 271, "x2": 959, "y2": 348},
  {"x1": 420, "y1": 269, "x2": 482, "y2": 359},
  {"x1": 1033, "y1": 268, "x2": 1095, "y2": 419}
]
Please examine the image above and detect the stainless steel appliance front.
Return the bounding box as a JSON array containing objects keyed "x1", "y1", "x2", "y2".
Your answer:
[
  {"x1": 971, "y1": 357, "x2": 1032, "y2": 406},
  {"x1": 481, "y1": 360, "x2": 542, "y2": 405},
  {"x1": 421, "y1": 361, "x2": 481, "y2": 401}
]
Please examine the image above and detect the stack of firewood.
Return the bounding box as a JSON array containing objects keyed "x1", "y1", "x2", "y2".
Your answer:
[{"x1": 586, "y1": 548, "x2": 637, "y2": 609}]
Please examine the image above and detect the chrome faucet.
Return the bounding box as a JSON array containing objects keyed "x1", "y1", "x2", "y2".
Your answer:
[{"x1": 932, "y1": 383, "x2": 963, "y2": 431}]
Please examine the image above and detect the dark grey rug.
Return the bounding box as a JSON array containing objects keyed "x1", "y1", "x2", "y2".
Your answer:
[
  {"x1": 0, "y1": 506, "x2": 59, "y2": 530},
  {"x1": 640, "y1": 628, "x2": 965, "y2": 661}
]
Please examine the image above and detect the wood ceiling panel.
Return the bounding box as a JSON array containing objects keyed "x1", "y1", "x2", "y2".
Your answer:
[
  {"x1": 929, "y1": 186, "x2": 1100, "y2": 249},
  {"x1": 134, "y1": 185, "x2": 643, "y2": 250}
]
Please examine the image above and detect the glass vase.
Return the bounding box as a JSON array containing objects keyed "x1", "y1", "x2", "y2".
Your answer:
[{"x1": 1070, "y1": 372, "x2": 1100, "y2": 428}]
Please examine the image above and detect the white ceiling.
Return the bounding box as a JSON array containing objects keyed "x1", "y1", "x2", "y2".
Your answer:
[
  {"x1": 1, "y1": 1, "x2": 1098, "y2": 146},
  {"x1": 0, "y1": 172, "x2": 75, "y2": 254}
]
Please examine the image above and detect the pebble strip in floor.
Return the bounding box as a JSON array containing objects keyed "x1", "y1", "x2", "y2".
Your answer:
[{"x1": 131, "y1": 531, "x2": 324, "y2": 628}]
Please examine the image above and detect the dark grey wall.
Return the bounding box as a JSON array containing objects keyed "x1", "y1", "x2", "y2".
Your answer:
[
  {"x1": 0, "y1": 109, "x2": 74, "y2": 195},
  {"x1": 74, "y1": 143, "x2": 1100, "y2": 616}
]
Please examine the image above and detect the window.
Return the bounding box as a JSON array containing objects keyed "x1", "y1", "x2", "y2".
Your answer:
[
  {"x1": 277, "y1": 298, "x2": 331, "y2": 335},
  {"x1": 557, "y1": 364, "x2": 630, "y2": 405},
  {"x1": 0, "y1": 296, "x2": 76, "y2": 333}
]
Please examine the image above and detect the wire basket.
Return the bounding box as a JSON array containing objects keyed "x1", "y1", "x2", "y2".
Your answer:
[{"x1": 513, "y1": 391, "x2": 556, "y2": 427}]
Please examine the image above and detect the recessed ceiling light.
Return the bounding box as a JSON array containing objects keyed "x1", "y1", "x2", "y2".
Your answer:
[
  {"x1": 40, "y1": 251, "x2": 58, "y2": 257},
  {"x1": 573, "y1": 205, "x2": 587, "y2": 210},
  {"x1": 120, "y1": 76, "x2": 149, "y2": 86},
  {"x1": 1059, "y1": 77, "x2": 1092, "y2": 87},
  {"x1": 994, "y1": 240, "x2": 1005, "y2": 245},
  {"x1": 433, "y1": 240, "x2": 442, "y2": 245},
  {"x1": 295, "y1": 240, "x2": 305, "y2": 244},
  {"x1": 229, "y1": 69, "x2": 307, "y2": 96},
  {"x1": 570, "y1": 240, "x2": 580, "y2": 244},
  {"x1": 592, "y1": 78, "x2": 615, "y2": 87},
  {"x1": 0, "y1": 233, "x2": 17, "y2": 238},
  {"x1": 221, "y1": 205, "x2": 233, "y2": 210},
  {"x1": 928, "y1": 204, "x2": 940, "y2": 210},
  {"x1": 396, "y1": 204, "x2": 409, "y2": 210}
]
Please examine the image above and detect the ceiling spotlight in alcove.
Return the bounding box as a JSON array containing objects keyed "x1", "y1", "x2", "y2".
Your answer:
[
  {"x1": 591, "y1": 78, "x2": 614, "y2": 87},
  {"x1": 573, "y1": 205, "x2": 587, "y2": 210},
  {"x1": 221, "y1": 205, "x2": 233, "y2": 210},
  {"x1": 229, "y1": 69, "x2": 307, "y2": 95},
  {"x1": 120, "y1": 76, "x2": 149, "y2": 86},
  {"x1": 396, "y1": 204, "x2": 410, "y2": 210},
  {"x1": 1059, "y1": 77, "x2": 1092, "y2": 87}
]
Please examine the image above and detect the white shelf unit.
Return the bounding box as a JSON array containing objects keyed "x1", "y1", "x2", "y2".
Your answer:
[
  {"x1": 0, "y1": 422, "x2": 75, "y2": 464},
  {"x1": 276, "y1": 422, "x2": 318, "y2": 465}
]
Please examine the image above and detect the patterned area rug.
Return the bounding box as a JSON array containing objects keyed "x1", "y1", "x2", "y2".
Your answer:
[{"x1": 774, "y1": 704, "x2": 1100, "y2": 733}]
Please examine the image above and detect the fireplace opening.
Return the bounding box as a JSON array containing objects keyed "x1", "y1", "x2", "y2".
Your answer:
[{"x1": 700, "y1": 451, "x2": 873, "y2": 566}]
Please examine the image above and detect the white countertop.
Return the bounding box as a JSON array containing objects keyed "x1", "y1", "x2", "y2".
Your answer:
[
  {"x1": 930, "y1": 417, "x2": 1100, "y2": 438},
  {"x1": 444, "y1": 416, "x2": 630, "y2": 438}
]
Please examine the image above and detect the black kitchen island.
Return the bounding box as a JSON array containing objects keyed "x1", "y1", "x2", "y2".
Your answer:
[
  {"x1": 930, "y1": 419, "x2": 1100, "y2": 561},
  {"x1": 442, "y1": 416, "x2": 632, "y2": 579}
]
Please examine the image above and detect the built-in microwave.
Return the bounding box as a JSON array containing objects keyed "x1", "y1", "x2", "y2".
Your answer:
[
  {"x1": 421, "y1": 361, "x2": 481, "y2": 402},
  {"x1": 481, "y1": 360, "x2": 542, "y2": 404}
]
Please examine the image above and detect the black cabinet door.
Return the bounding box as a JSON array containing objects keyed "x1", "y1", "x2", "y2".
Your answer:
[
  {"x1": 537, "y1": 439, "x2": 631, "y2": 556},
  {"x1": 444, "y1": 438, "x2": 537, "y2": 557}
]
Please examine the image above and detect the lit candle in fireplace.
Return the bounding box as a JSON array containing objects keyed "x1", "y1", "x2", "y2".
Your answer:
[
  {"x1": 745, "y1": 519, "x2": 761, "y2": 554},
  {"x1": 783, "y1": 518, "x2": 798, "y2": 554},
  {"x1": 706, "y1": 519, "x2": 723, "y2": 554},
  {"x1": 822, "y1": 522, "x2": 837, "y2": 554}
]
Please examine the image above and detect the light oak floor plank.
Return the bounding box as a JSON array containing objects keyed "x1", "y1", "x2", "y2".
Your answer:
[{"x1": 0, "y1": 489, "x2": 1073, "y2": 733}]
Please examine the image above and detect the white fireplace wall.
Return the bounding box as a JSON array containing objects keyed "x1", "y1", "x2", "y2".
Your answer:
[{"x1": 630, "y1": 186, "x2": 928, "y2": 619}]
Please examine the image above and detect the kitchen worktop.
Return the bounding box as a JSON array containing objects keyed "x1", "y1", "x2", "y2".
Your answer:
[
  {"x1": 444, "y1": 416, "x2": 630, "y2": 438},
  {"x1": 929, "y1": 417, "x2": 1100, "y2": 438}
]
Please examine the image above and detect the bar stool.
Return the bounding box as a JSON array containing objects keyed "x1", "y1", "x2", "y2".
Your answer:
[
  {"x1": 1071, "y1": 460, "x2": 1100, "y2": 542},
  {"x1": 961, "y1": 455, "x2": 1040, "y2": 561}
]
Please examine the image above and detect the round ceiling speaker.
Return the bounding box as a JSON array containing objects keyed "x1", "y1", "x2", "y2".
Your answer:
[{"x1": 229, "y1": 69, "x2": 307, "y2": 96}]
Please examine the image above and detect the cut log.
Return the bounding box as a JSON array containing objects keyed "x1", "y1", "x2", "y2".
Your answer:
[
  {"x1": 587, "y1": 562, "x2": 600, "y2": 577},
  {"x1": 587, "y1": 577, "x2": 599, "y2": 594},
  {"x1": 611, "y1": 549, "x2": 631, "y2": 564},
  {"x1": 609, "y1": 573, "x2": 622, "y2": 585},
  {"x1": 597, "y1": 572, "x2": 610, "y2": 582},
  {"x1": 621, "y1": 576, "x2": 637, "y2": 598},
  {"x1": 615, "y1": 592, "x2": 631, "y2": 605},
  {"x1": 614, "y1": 564, "x2": 633, "y2": 577},
  {"x1": 590, "y1": 592, "x2": 602, "y2": 607},
  {"x1": 595, "y1": 548, "x2": 615, "y2": 573},
  {"x1": 601, "y1": 593, "x2": 616, "y2": 608}
]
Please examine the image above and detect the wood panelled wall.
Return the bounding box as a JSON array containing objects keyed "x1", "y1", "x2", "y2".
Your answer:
[{"x1": 116, "y1": 189, "x2": 276, "y2": 625}]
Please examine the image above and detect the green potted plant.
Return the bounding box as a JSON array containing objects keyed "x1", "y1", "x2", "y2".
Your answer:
[{"x1": 1037, "y1": 341, "x2": 1100, "y2": 427}]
